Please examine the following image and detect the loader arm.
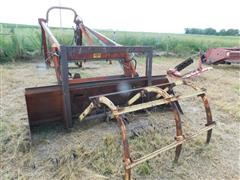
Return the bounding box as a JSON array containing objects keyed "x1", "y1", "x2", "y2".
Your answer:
[
  {"x1": 38, "y1": 6, "x2": 137, "y2": 78},
  {"x1": 25, "y1": 6, "x2": 215, "y2": 179}
]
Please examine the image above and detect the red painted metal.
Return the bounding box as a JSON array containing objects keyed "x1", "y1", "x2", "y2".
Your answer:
[
  {"x1": 25, "y1": 76, "x2": 169, "y2": 126},
  {"x1": 202, "y1": 47, "x2": 240, "y2": 65},
  {"x1": 38, "y1": 6, "x2": 137, "y2": 78},
  {"x1": 167, "y1": 57, "x2": 212, "y2": 79},
  {"x1": 24, "y1": 7, "x2": 216, "y2": 179},
  {"x1": 167, "y1": 47, "x2": 240, "y2": 79}
]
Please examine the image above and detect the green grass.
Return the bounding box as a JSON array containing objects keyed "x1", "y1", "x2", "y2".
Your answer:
[
  {"x1": 102, "y1": 30, "x2": 239, "y2": 53},
  {"x1": 0, "y1": 23, "x2": 239, "y2": 62},
  {"x1": 0, "y1": 26, "x2": 41, "y2": 62}
]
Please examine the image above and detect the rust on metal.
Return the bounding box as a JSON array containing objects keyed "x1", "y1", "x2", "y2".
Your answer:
[
  {"x1": 200, "y1": 94, "x2": 214, "y2": 143},
  {"x1": 170, "y1": 102, "x2": 183, "y2": 162},
  {"x1": 79, "y1": 81, "x2": 215, "y2": 179},
  {"x1": 202, "y1": 48, "x2": 240, "y2": 65},
  {"x1": 125, "y1": 123, "x2": 215, "y2": 170},
  {"x1": 24, "y1": 6, "x2": 216, "y2": 179}
]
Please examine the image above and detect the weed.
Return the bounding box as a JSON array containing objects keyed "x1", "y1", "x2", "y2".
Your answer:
[{"x1": 136, "y1": 161, "x2": 152, "y2": 175}]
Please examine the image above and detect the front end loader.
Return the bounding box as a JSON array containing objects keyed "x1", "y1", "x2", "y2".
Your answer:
[{"x1": 25, "y1": 6, "x2": 216, "y2": 179}]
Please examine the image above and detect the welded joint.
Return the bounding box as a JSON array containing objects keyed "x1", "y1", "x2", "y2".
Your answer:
[
  {"x1": 124, "y1": 158, "x2": 132, "y2": 167},
  {"x1": 205, "y1": 121, "x2": 216, "y2": 127},
  {"x1": 174, "y1": 135, "x2": 185, "y2": 141},
  {"x1": 156, "y1": 87, "x2": 171, "y2": 99},
  {"x1": 112, "y1": 110, "x2": 120, "y2": 118}
]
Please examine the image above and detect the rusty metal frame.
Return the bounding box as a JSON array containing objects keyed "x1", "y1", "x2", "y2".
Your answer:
[
  {"x1": 25, "y1": 75, "x2": 171, "y2": 126},
  {"x1": 59, "y1": 45, "x2": 153, "y2": 128},
  {"x1": 60, "y1": 46, "x2": 73, "y2": 128},
  {"x1": 35, "y1": 7, "x2": 182, "y2": 129},
  {"x1": 24, "y1": 6, "x2": 216, "y2": 179},
  {"x1": 78, "y1": 81, "x2": 215, "y2": 179}
]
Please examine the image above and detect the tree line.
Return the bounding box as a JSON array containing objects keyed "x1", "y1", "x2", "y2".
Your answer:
[{"x1": 185, "y1": 28, "x2": 239, "y2": 36}]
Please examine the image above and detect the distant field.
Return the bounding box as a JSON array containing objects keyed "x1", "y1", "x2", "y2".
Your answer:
[{"x1": 0, "y1": 23, "x2": 239, "y2": 62}]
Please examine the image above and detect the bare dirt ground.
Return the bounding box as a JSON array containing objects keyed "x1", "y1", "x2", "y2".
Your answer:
[{"x1": 1, "y1": 56, "x2": 240, "y2": 180}]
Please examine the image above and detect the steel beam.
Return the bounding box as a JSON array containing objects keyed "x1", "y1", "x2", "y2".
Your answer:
[{"x1": 60, "y1": 46, "x2": 73, "y2": 128}]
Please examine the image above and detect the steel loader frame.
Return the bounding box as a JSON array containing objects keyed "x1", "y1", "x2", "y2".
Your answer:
[{"x1": 25, "y1": 6, "x2": 216, "y2": 179}]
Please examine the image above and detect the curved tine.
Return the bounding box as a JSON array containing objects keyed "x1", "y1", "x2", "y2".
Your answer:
[
  {"x1": 200, "y1": 94, "x2": 214, "y2": 144},
  {"x1": 128, "y1": 92, "x2": 142, "y2": 106},
  {"x1": 170, "y1": 102, "x2": 183, "y2": 163},
  {"x1": 79, "y1": 96, "x2": 117, "y2": 121},
  {"x1": 97, "y1": 96, "x2": 131, "y2": 179},
  {"x1": 146, "y1": 86, "x2": 171, "y2": 99},
  {"x1": 79, "y1": 102, "x2": 94, "y2": 121},
  {"x1": 98, "y1": 96, "x2": 118, "y2": 112},
  {"x1": 128, "y1": 86, "x2": 171, "y2": 106},
  {"x1": 116, "y1": 116, "x2": 132, "y2": 180}
]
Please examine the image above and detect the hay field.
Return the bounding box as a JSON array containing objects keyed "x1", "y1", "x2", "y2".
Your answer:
[{"x1": 0, "y1": 56, "x2": 240, "y2": 179}]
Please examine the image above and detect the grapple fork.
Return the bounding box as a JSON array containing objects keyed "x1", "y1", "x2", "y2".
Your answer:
[{"x1": 79, "y1": 80, "x2": 215, "y2": 179}]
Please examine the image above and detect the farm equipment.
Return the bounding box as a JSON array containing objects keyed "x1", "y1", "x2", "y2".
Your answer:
[
  {"x1": 167, "y1": 47, "x2": 240, "y2": 78},
  {"x1": 167, "y1": 57, "x2": 213, "y2": 79},
  {"x1": 25, "y1": 6, "x2": 215, "y2": 179},
  {"x1": 201, "y1": 47, "x2": 240, "y2": 65}
]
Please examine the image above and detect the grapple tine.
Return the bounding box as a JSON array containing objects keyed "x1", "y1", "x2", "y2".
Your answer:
[
  {"x1": 88, "y1": 96, "x2": 132, "y2": 180},
  {"x1": 174, "y1": 145, "x2": 183, "y2": 163},
  {"x1": 170, "y1": 102, "x2": 183, "y2": 163},
  {"x1": 116, "y1": 116, "x2": 131, "y2": 180},
  {"x1": 200, "y1": 94, "x2": 214, "y2": 144},
  {"x1": 206, "y1": 130, "x2": 213, "y2": 144},
  {"x1": 79, "y1": 102, "x2": 94, "y2": 121}
]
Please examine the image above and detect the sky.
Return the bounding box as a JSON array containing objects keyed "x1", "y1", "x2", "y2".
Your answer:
[{"x1": 0, "y1": 0, "x2": 240, "y2": 33}]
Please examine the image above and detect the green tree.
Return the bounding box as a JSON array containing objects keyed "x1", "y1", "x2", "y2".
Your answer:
[
  {"x1": 204, "y1": 28, "x2": 217, "y2": 35},
  {"x1": 219, "y1": 29, "x2": 227, "y2": 36},
  {"x1": 226, "y1": 29, "x2": 239, "y2": 36}
]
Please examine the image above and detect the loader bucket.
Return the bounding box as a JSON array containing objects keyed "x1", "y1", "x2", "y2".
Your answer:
[
  {"x1": 25, "y1": 7, "x2": 215, "y2": 179},
  {"x1": 25, "y1": 75, "x2": 170, "y2": 127}
]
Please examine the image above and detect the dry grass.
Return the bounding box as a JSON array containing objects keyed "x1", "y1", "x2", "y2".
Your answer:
[{"x1": 0, "y1": 57, "x2": 240, "y2": 179}]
